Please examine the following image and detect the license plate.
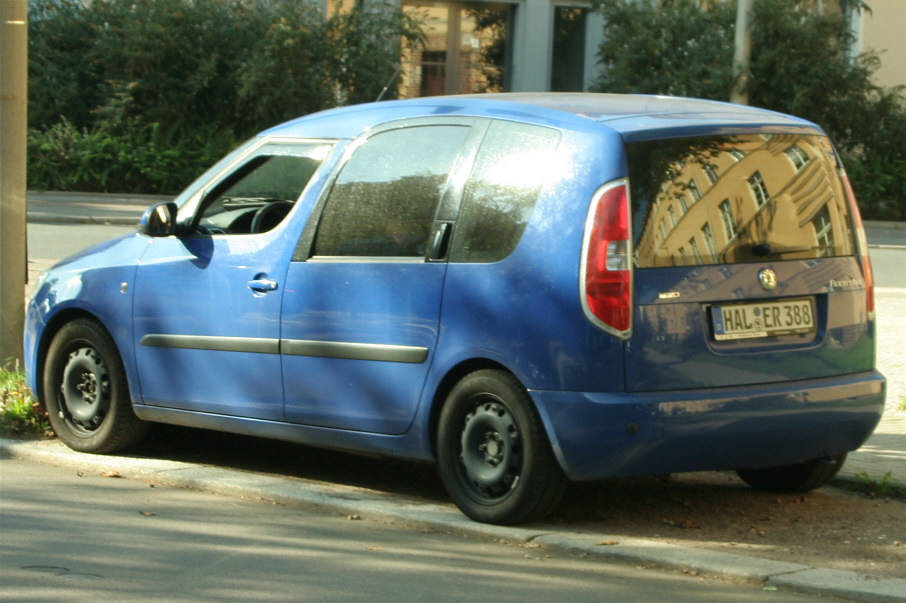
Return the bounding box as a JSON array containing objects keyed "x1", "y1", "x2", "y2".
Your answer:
[{"x1": 712, "y1": 298, "x2": 815, "y2": 341}]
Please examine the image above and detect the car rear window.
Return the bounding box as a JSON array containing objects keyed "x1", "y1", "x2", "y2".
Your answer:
[{"x1": 626, "y1": 134, "x2": 857, "y2": 268}]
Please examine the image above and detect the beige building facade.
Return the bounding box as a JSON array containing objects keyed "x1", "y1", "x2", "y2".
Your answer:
[{"x1": 849, "y1": 0, "x2": 906, "y2": 89}]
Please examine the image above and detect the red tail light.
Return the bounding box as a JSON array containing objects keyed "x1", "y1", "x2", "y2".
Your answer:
[
  {"x1": 581, "y1": 180, "x2": 632, "y2": 338},
  {"x1": 840, "y1": 170, "x2": 874, "y2": 315}
]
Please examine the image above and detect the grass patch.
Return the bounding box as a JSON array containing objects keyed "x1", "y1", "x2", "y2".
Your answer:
[
  {"x1": 899, "y1": 395, "x2": 906, "y2": 412},
  {"x1": 844, "y1": 471, "x2": 906, "y2": 501},
  {"x1": 1, "y1": 359, "x2": 51, "y2": 438}
]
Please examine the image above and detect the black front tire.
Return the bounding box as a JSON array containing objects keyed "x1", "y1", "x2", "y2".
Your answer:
[
  {"x1": 437, "y1": 370, "x2": 566, "y2": 525},
  {"x1": 43, "y1": 319, "x2": 148, "y2": 454},
  {"x1": 736, "y1": 454, "x2": 846, "y2": 493}
]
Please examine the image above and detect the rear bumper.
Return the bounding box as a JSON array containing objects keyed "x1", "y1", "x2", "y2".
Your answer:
[{"x1": 531, "y1": 371, "x2": 885, "y2": 481}]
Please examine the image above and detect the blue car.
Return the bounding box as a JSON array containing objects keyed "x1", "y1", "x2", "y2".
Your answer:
[{"x1": 24, "y1": 94, "x2": 885, "y2": 524}]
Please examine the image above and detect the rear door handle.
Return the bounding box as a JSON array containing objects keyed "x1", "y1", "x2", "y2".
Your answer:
[{"x1": 248, "y1": 276, "x2": 278, "y2": 293}]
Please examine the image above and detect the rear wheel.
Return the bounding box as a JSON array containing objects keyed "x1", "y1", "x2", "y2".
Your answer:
[
  {"x1": 736, "y1": 454, "x2": 846, "y2": 493},
  {"x1": 437, "y1": 370, "x2": 565, "y2": 524},
  {"x1": 43, "y1": 319, "x2": 147, "y2": 453}
]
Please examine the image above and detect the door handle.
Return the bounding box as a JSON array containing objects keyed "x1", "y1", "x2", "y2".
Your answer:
[{"x1": 248, "y1": 276, "x2": 278, "y2": 293}]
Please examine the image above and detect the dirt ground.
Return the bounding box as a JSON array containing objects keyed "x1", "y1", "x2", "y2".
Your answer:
[{"x1": 552, "y1": 472, "x2": 905, "y2": 579}]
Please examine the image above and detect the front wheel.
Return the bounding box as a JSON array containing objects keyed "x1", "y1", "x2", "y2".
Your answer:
[
  {"x1": 43, "y1": 319, "x2": 148, "y2": 453},
  {"x1": 736, "y1": 454, "x2": 846, "y2": 493},
  {"x1": 437, "y1": 370, "x2": 566, "y2": 525}
]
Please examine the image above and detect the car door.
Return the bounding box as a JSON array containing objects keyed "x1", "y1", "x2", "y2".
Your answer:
[
  {"x1": 280, "y1": 120, "x2": 482, "y2": 434},
  {"x1": 132, "y1": 141, "x2": 332, "y2": 420}
]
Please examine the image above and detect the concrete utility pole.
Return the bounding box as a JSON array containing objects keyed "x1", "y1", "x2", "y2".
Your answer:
[
  {"x1": 731, "y1": 0, "x2": 753, "y2": 105},
  {"x1": 0, "y1": 0, "x2": 28, "y2": 364}
]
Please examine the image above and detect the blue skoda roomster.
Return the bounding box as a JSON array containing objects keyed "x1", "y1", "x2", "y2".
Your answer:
[{"x1": 24, "y1": 94, "x2": 886, "y2": 524}]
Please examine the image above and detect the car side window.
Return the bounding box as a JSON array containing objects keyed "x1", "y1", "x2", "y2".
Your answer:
[
  {"x1": 450, "y1": 121, "x2": 561, "y2": 262},
  {"x1": 311, "y1": 125, "x2": 470, "y2": 257},
  {"x1": 197, "y1": 143, "x2": 331, "y2": 235}
]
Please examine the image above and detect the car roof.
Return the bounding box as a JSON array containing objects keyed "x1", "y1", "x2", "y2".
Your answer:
[{"x1": 260, "y1": 93, "x2": 821, "y2": 142}]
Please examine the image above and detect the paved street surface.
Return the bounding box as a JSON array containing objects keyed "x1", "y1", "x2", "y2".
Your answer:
[{"x1": 0, "y1": 455, "x2": 830, "y2": 603}]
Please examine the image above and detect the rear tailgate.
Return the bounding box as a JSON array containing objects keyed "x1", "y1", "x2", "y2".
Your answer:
[{"x1": 624, "y1": 133, "x2": 873, "y2": 392}]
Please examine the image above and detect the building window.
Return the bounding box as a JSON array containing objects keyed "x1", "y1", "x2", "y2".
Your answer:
[
  {"x1": 677, "y1": 193, "x2": 688, "y2": 214},
  {"x1": 688, "y1": 179, "x2": 701, "y2": 202},
  {"x1": 704, "y1": 164, "x2": 719, "y2": 184},
  {"x1": 702, "y1": 223, "x2": 718, "y2": 261},
  {"x1": 785, "y1": 144, "x2": 810, "y2": 171},
  {"x1": 689, "y1": 237, "x2": 703, "y2": 265},
  {"x1": 668, "y1": 205, "x2": 677, "y2": 227},
  {"x1": 749, "y1": 171, "x2": 770, "y2": 207},
  {"x1": 551, "y1": 7, "x2": 587, "y2": 91},
  {"x1": 719, "y1": 199, "x2": 736, "y2": 240},
  {"x1": 812, "y1": 205, "x2": 835, "y2": 257},
  {"x1": 400, "y1": 2, "x2": 511, "y2": 98},
  {"x1": 729, "y1": 149, "x2": 746, "y2": 161}
]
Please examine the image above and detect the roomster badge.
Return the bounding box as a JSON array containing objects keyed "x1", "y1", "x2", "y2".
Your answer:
[{"x1": 759, "y1": 267, "x2": 778, "y2": 291}]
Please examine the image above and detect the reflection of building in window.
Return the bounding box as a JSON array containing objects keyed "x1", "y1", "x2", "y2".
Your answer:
[
  {"x1": 688, "y1": 179, "x2": 701, "y2": 202},
  {"x1": 785, "y1": 144, "x2": 810, "y2": 171},
  {"x1": 812, "y1": 205, "x2": 835, "y2": 257},
  {"x1": 628, "y1": 134, "x2": 856, "y2": 268},
  {"x1": 690, "y1": 237, "x2": 703, "y2": 265},
  {"x1": 702, "y1": 223, "x2": 718, "y2": 260},
  {"x1": 719, "y1": 200, "x2": 737, "y2": 241},
  {"x1": 748, "y1": 171, "x2": 770, "y2": 207}
]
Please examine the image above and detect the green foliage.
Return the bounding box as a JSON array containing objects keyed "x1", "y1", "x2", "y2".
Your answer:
[
  {"x1": 27, "y1": 0, "x2": 421, "y2": 194},
  {"x1": 590, "y1": 0, "x2": 906, "y2": 220},
  {"x1": 592, "y1": 0, "x2": 736, "y2": 99},
  {"x1": 0, "y1": 360, "x2": 50, "y2": 438},
  {"x1": 849, "y1": 471, "x2": 906, "y2": 500},
  {"x1": 27, "y1": 118, "x2": 238, "y2": 194}
]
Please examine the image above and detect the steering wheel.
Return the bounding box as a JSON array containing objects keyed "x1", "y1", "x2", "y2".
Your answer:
[{"x1": 250, "y1": 201, "x2": 293, "y2": 234}]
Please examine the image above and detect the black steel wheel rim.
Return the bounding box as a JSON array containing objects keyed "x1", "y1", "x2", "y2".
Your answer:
[
  {"x1": 58, "y1": 345, "x2": 110, "y2": 435},
  {"x1": 457, "y1": 395, "x2": 523, "y2": 501}
]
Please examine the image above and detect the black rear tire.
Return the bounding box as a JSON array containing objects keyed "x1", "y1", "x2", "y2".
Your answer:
[
  {"x1": 736, "y1": 454, "x2": 846, "y2": 493},
  {"x1": 43, "y1": 319, "x2": 148, "y2": 454},
  {"x1": 437, "y1": 370, "x2": 566, "y2": 525}
]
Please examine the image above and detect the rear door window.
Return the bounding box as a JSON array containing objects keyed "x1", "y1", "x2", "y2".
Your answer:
[
  {"x1": 311, "y1": 125, "x2": 470, "y2": 257},
  {"x1": 450, "y1": 121, "x2": 561, "y2": 262},
  {"x1": 626, "y1": 134, "x2": 856, "y2": 268}
]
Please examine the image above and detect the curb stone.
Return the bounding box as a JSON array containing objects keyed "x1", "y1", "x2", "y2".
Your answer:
[{"x1": 3, "y1": 438, "x2": 904, "y2": 603}]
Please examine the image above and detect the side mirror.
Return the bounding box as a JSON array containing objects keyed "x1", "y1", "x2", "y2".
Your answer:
[{"x1": 140, "y1": 201, "x2": 179, "y2": 237}]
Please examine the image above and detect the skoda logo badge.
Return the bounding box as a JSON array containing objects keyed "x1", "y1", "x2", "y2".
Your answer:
[{"x1": 759, "y1": 267, "x2": 778, "y2": 291}]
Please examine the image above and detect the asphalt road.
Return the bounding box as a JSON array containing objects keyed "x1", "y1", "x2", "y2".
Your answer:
[{"x1": 0, "y1": 455, "x2": 830, "y2": 603}]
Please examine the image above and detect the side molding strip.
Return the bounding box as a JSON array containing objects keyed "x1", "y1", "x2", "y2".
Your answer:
[
  {"x1": 140, "y1": 334, "x2": 280, "y2": 355},
  {"x1": 281, "y1": 339, "x2": 428, "y2": 364},
  {"x1": 140, "y1": 334, "x2": 428, "y2": 364}
]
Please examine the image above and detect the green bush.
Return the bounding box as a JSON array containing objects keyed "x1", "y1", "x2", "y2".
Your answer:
[
  {"x1": 27, "y1": 0, "x2": 420, "y2": 195},
  {"x1": 0, "y1": 360, "x2": 50, "y2": 438},
  {"x1": 591, "y1": 0, "x2": 906, "y2": 221},
  {"x1": 27, "y1": 118, "x2": 238, "y2": 195}
]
